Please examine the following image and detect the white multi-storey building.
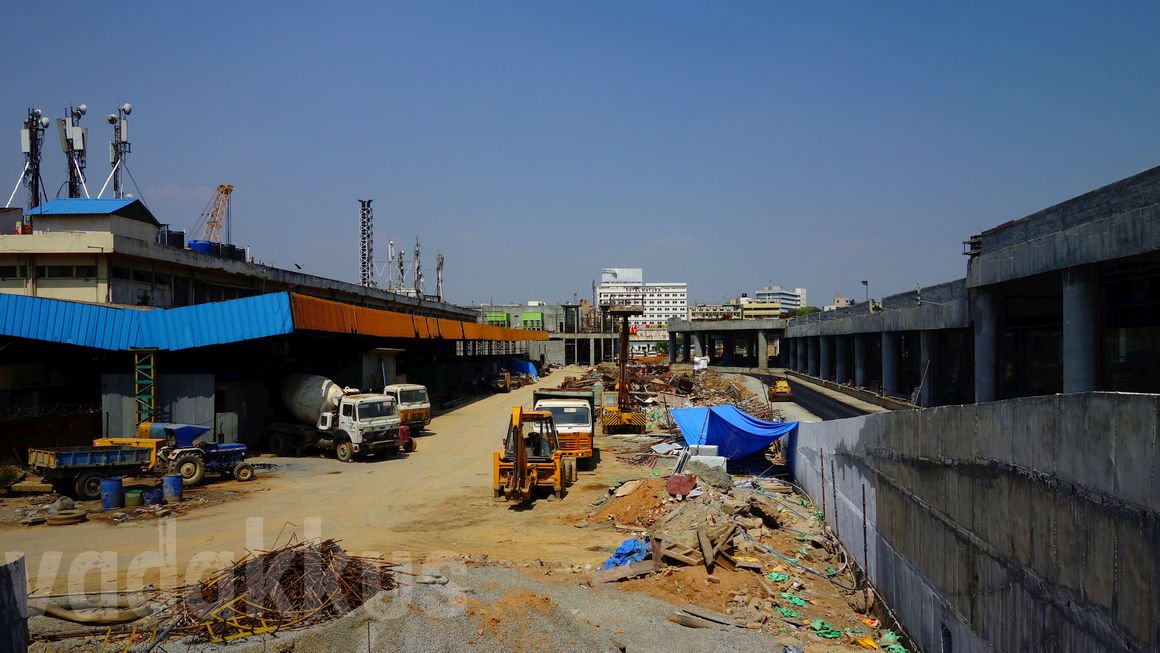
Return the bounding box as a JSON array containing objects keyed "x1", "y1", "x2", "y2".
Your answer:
[
  {"x1": 755, "y1": 284, "x2": 808, "y2": 312},
  {"x1": 597, "y1": 267, "x2": 687, "y2": 349}
]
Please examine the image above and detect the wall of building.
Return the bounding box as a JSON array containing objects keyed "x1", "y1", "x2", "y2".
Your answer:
[
  {"x1": 789, "y1": 393, "x2": 1159, "y2": 652},
  {"x1": 101, "y1": 374, "x2": 215, "y2": 438}
]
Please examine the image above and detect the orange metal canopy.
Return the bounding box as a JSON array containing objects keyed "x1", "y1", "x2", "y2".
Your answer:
[{"x1": 289, "y1": 294, "x2": 547, "y2": 342}]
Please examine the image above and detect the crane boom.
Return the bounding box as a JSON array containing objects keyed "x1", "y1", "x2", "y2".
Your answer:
[{"x1": 198, "y1": 184, "x2": 233, "y2": 243}]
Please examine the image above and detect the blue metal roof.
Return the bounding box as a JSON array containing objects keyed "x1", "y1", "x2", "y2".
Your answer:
[
  {"x1": 138, "y1": 293, "x2": 294, "y2": 350},
  {"x1": 0, "y1": 293, "x2": 139, "y2": 350},
  {"x1": 0, "y1": 292, "x2": 293, "y2": 351},
  {"x1": 26, "y1": 198, "x2": 160, "y2": 225},
  {"x1": 27, "y1": 198, "x2": 136, "y2": 215}
]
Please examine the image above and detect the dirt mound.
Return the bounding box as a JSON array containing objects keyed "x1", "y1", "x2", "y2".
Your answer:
[
  {"x1": 591, "y1": 477, "x2": 670, "y2": 527},
  {"x1": 618, "y1": 564, "x2": 764, "y2": 614}
]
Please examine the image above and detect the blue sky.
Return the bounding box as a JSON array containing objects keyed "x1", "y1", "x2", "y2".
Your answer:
[{"x1": 3, "y1": 2, "x2": 1159, "y2": 306}]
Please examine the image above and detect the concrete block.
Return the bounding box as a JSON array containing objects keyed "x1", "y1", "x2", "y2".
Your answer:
[
  {"x1": 1006, "y1": 474, "x2": 1034, "y2": 567},
  {"x1": 854, "y1": 414, "x2": 886, "y2": 454},
  {"x1": 1079, "y1": 502, "x2": 1116, "y2": 612},
  {"x1": 686, "y1": 444, "x2": 718, "y2": 457},
  {"x1": 895, "y1": 409, "x2": 921, "y2": 457},
  {"x1": 1053, "y1": 496, "x2": 1085, "y2": 594},
  {"x1": 917, "y1": 406, "x2": 942, "y2": 460},
  {"x1": 974, "y1": 399, "x2": 1012, "y2": 465},
  {"x1": 1111, "y1": 393, "x2": 1158, "y2": 511},
  {"x1": 943, "y1": 467, "x2": 975, "y2": 534},
  {"x1": 881, "y1": 410, "x2": 906, "y2": 454},
  {"x1": 688, "y1": 455, "x2": 726, "y2": 470},
  {"x1": 939, "y1": 403, "x2": 976, "y2": 461},
  {"x1": 1115, "y1": 516, "x2": 1158, "y2": 643},
  {"x1": 1058, "y1": 394, "x2": 1116, "y2": 497},
  {"x1": 1008, "y1": 394, "x2": 1058, "y2": 474},
  {"x1": 1027, "y1": 479, "x2": 1059, "y2": 584}
]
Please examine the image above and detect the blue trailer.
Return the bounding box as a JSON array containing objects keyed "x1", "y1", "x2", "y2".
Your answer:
[{"x1": 28, "y1": 446, "x2": 153, "y2": 500}]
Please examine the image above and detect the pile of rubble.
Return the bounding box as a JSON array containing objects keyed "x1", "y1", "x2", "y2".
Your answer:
[
  {"x1": 172, "y1": 539, "x2": 399, "y2": 642},
  {"x1": 585, "y1": 471, "x2": 913, "y2": 652}
]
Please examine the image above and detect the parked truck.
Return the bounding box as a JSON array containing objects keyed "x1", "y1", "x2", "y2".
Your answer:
[
  {"x1": 267, "y1": 374, "x2": 411, "y2": 462},
  {"x1": 532, "y1": 388, "x2": 596, "y2": 474},
  {"x1": 382, "y1": 383, "x2": 431, "y2": 433},
  {"x1": 29, "y1": 445, "x2": 153, "y2": 500}
]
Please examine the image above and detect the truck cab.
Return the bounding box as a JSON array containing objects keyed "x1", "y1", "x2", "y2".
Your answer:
[
  {"x1": 533, "y1": 398, "x2": 593, "y2": 459},
  {"x1": 318, "y1": 393, "x2": 406, "y2": 459},
  {"x1": 383, "y1": 384, "x2": 431, "y2": 433}
]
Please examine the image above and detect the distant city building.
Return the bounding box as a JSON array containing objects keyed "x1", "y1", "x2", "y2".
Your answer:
[
  {"x1": 755, "y1": 284, "x2": 808, "y2": 311},
  {"x1": 824, "y1": 295, "x2": 854, "y2": 312},
  {"x1": 598, "y1": 267, "x2": 687, "y2": 349},
  {"x1": 478, "y1": 301, "x2": 565, "y2": 331},
  {"x1": 688, "y1": 303, "x2": 741, "y2": 321}
]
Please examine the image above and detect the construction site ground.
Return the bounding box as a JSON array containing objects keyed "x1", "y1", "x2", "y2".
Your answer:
[{"x1": 7, "y1": 366, "x2": 906, "y2": 652}]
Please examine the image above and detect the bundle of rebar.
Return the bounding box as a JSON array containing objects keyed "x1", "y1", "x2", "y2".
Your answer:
[{"x1": 173, "y1": 539, "x2": 398, "y2": 642}]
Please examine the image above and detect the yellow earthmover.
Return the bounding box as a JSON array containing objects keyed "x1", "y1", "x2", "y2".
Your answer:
[{"x1": 493, "y1": 406, "x2": 574, "y2": 503}]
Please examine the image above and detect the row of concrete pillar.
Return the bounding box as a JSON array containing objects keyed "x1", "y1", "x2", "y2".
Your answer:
[{"x1": 668, "y1": 331, "x2": 773, "y2": 371}]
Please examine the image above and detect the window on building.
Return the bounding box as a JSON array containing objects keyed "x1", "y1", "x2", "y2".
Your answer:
[
  {"x1": 38, "y1": 266, "x2": 76, "y2": 278},
  {"x1": 0, "y1": 265, "x2": 27, "y2": 279},
  {"x1": 75, "y1": 265, "x2": 97, "y2": 278},
  {"x1": 132, "y1": 269, "x2": 151, "y2": 283},
  {"x1": 112, "y1": 267, "x2": 131, "y2": 280}
]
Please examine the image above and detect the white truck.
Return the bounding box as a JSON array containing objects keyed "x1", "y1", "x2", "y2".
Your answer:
[
  {"x1": 383, "y1": 383, "x2": 431, "y2": 433},
  {"x1": 532, "y1": 388, "x2": 597, "y2": 474},
  {"x1": 268, "y1": 374, "x2": 412, "y2": 462}
]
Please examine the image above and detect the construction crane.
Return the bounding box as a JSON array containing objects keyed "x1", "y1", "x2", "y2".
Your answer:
[
  {"x1": 601, "y1": 305, "x2": 646, "y2": 434},
  {"x1": 195, "y1": 184, "x2": 233, "y2": 243}
]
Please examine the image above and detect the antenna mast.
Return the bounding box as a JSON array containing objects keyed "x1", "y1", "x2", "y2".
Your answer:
[
  {"x1": 7, "y1": 108, "x2": 50, "y2": 211},
  {"x1": 435, "y1": 251, "x2": 444, "y2": 301},
  {"x1": 104, "y1": 103, "x2": 131, "y2": 198},
  {"x1": 56, "y1": 104, "x2": 89, "y2": 198},
  {"x1": 413, "y1": 237, "x2": 423, "y2": 296},
  {"x1": 359, "y1": 199, "x2": 374, "y2": 287}
]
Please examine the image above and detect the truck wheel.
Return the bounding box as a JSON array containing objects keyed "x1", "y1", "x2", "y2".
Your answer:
[
  {"x1": 335, "y1": 440, "x2": 355, "y2": 463},
  {"x1": 233, "y1": 463, "x2": 255, "y2": 482},
  {"x1": 171, "y1": 452, "x2": 206, "y2": 486},
  {"x1": 74, "y1": 472, "x2": 102, "y2": 501}
]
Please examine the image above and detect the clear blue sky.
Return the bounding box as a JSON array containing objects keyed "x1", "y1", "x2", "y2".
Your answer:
[{"x1": 4, "y1": 2, "x2": 1159, "y2": 306}]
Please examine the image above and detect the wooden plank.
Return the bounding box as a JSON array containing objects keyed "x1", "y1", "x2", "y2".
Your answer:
[
  {"x1": 667, "y1": 611, "x2": 718, "y2": 629},
  {"x1": 587, "y1": 559, "x2": 658, "y2": 584},
  {"x1": 680, "y1": 604, "x2": 735, "y2": 626},
  {"x1": 696, "y1": 526, "x2": 715, "y2": 573},
  {"x1": 659, "y1": 545, "x2": 700, "y2": 566}
]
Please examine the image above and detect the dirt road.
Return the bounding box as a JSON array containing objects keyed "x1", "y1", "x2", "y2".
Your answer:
[{"x1": 4, "y1": 368, "x2": 641, "y2": 594}]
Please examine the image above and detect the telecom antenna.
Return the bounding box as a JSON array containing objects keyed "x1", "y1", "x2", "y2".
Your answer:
[
  {"x1": 396, "y1": 249, "x2": 406, "y2": 291},
  {"x1": 56, "y1": 104, "x2": 89, "y2": 198},
  {"x1": 435, "y1": 251, "x2": 445, "y2": 302},
  {"x1": 413, "y1": 237, "x2": 423, "y2": 296},
  {"x1": 99, "y1": 103, "x2": 132, "y2": 198},
  {"x1": 5, "y1": 108, "x2": 51, "y2": 211},
  {"x1": 359, "y1": 199, "x2": 374, "y2": 287}
]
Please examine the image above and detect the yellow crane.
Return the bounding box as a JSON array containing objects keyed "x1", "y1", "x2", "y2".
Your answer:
[{"x1": 196, "y1": 183, "x2": 233, "y2": 242}]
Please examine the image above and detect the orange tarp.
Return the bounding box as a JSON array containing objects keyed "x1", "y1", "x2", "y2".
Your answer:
[{"x1": 289, "y1": 294, "x2": 546, "y2": 341}]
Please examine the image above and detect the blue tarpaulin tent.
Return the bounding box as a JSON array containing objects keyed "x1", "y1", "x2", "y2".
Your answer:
[
  {"x1": 503, "y1": 359, "x2": 539, "y2": 380},
  {"x1": 670, "y1": 405, "x2": 798, "y2": 459}
]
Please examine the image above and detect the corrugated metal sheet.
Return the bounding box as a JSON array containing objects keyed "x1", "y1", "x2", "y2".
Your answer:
[
  {"x1": 288, "y1": 294, "x2": 546, "y2": 341},
  {"x1": 139, "y1": 293, "x2": 294, "y2": 350},
  {"x1": 0, "y1": 290, "x2": 544, "y2": 350},
  {"x1": 26, "y1": 198, "x2": 136, "y2": 215},
  {"x1": 0, "y1": 293, "x2": 139, "y2": 350}
]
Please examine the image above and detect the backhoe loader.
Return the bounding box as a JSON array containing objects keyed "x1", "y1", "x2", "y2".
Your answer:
[{"x1": 493, "y1": 406, "x2": 574, "y2": 503}]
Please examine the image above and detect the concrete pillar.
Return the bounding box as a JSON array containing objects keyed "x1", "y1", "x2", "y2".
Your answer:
[
  {"x1": 854, "y1": 334, "x2": 867, "y2": 388},
  {"x1": 757, "y1": 330, "x2": 768, "y2": 371},
  {"x1": 692, "y1": 333, "x2": 704, "y2": 358},
  {"x1": 819, "y1": 336, "x2": 833, "y2": 380},
  {"x1": 882, "y1": 332, "x2": 899, "y2": 397},
  {"x1": 723, "y1": 335, "x2": 734, "y2": 366},
  {"x1": 835, "y1": 336, "x2": 849, "y2": 384},
  {"x1": 1063, "y1": 266, "x2": 1098, "y2": 393},
  {"x1": 807, "y1": 337, "x2": 817, "y2": 376},
  {"x1": 973, "y1": 289, "x2": 997, "y2": 403},
  {"x1": 589, "y1": 336, "x2": 596, "y2": 366},
  {"x1": 919, "y1": 330, "x2": 938, "y2": 407},
  {"x1": 668, "y1": 332, "x2": 677, "y2": 364},
  {"x1": 797, "y1": 338, "x2": 806, "y2": 372},
  {"x1": 682, "y1": 333, "x2": 692, "y2": 363}
]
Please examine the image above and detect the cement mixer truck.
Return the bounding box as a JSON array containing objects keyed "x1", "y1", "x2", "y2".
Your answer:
[{"x1": 266, "y1": 374, "x2": 412, "y2": 462}]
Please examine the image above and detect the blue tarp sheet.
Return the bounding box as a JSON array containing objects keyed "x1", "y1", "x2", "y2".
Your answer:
[
  {"x1": 602, "y1": 538, "x2": 651, "y2": 569},
  {"x1": 504, "y1": 359, "x2": 539, "y2": 380},
  {"x1": 670, "y1": 405, "x2": 798, "y2": 459}
]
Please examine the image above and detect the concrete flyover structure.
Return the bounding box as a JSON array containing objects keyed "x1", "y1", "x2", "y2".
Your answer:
[
  {"x1": 664, "y1": 317, "x2": 785, "y2": 373},
  {"x1": 783, "y1": 164, "x2": 1160, "y2": 405}
]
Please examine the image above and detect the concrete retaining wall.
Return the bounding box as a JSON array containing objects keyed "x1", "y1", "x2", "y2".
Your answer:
[
  {"x1": 788, "y1": 392, "x2": 1159, "y2": 652},
  {"x1": 0, "y1": 554, "x2": 28, "y2": 652}
]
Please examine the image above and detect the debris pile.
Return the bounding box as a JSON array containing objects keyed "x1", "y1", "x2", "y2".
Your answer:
[
  {"x1": 173, "y1": 539, "x2": 398, "y2": 642},
  {"x1": 588, "y1": 474, "x2": 913, "y2": 651}
]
